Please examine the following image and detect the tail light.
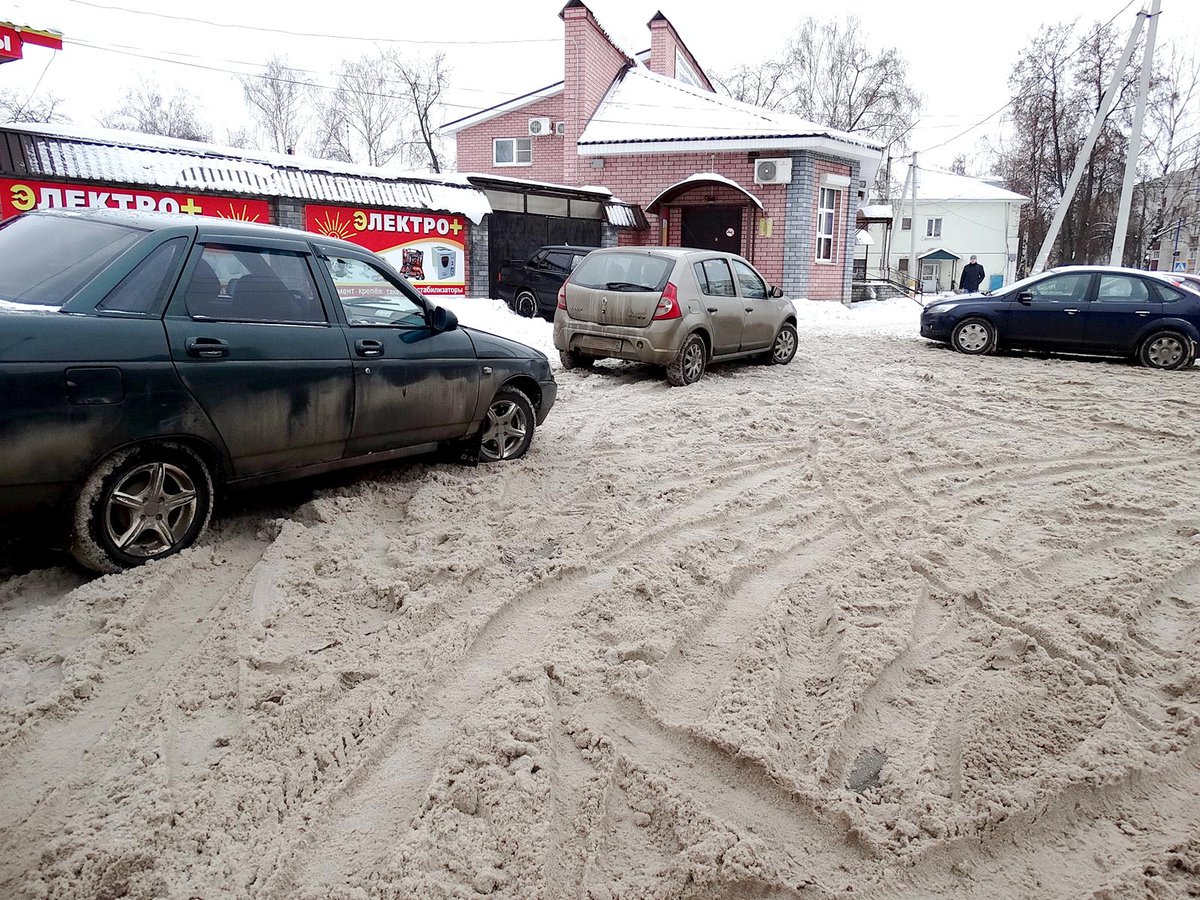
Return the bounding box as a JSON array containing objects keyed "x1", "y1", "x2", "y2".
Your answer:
[
  {"x1": 652, "y1": 282, "x2": 682, "y2": 320},
  {"x1": 556, "y1": 282, "x2": 568, "y2": 310},
  {"x1": 497, "y1": 272, "x2": 503, "y2": 283}
]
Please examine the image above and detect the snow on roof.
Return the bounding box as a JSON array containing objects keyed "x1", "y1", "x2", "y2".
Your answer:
[
  {"x1": 3, "y1": 121, "x2": 491, "y2": 222},
  {"x1": 649, "y1": 173, "x2": 763, "y2": 210},
  {"x1": 910, "y1": 168, "x2": 1028, "y2": 203},
  {"x1": 465, "y1": 172, "x2": 613, "y2": 197},
  {"x1": 577, "y1": 67, "x2": 884, "y2": 156},
  {"x1": 858, "y1": 204, "x2": 895, "y2": 219}
]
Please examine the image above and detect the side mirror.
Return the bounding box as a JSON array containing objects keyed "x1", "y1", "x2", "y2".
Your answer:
[
  {"x1": 429, "y1": 305, "x2": 458, "y2": 332},
  {"x1": 1016, "y1": 290, "x2": 1033, "y2": 305},
  {"x1": 769, "y1": 285, "x2": 784, "y2": 299}
]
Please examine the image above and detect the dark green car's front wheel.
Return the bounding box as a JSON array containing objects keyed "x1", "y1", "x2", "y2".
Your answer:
[
  {"x1": 71, "y1": 442, "x2": 214, "y2": 574},
  {"x1": 479, "y1": 387, "x2": 536, "y2": 462}
]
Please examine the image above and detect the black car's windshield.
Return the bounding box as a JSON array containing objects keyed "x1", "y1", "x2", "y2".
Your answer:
[
  {"x1": 0, "y1": 215, "x2": 144, "y2": 308},
  {"x1": 571, "y1": 252, "x2": 673, "y2": 292}
]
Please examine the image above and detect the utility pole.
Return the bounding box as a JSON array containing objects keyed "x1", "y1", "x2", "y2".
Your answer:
[
  {"x1": 1032, "y1": 7, "x2": 1146, "y2": 273},
  {"x1": 889, "y1": 158, "x2": 912, "y2": 283},
  {"x1": 1111, "y1": 0, "x2": 1162, "y2": 266},
  {"x1": 910, "y1": 152, "x2": 918, "y2": 293}
]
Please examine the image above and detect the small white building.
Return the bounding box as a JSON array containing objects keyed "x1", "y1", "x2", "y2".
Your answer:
[{"x1": 856, "y1": 168, "x2": 1028, "y2": 292}]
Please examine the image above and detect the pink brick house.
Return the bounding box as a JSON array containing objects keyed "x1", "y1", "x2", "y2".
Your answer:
[{"x1": 444, "y1": 1, "x2": 883, "y2": 300}]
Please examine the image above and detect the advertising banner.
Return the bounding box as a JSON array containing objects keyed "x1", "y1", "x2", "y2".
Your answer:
[
  {"x1": 305, "y1": 203, "x2": 467, "y2": 296},
  {"x1": 0, "y1": 177, "x2": 272, "y2": 223}
]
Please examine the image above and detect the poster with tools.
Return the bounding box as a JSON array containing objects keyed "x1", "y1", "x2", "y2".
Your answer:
[{"x1": 305, "y1": 203, "x2": 467, "y2": 296}]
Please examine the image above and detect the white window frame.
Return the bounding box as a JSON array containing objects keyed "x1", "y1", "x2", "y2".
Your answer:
[
  {"x1": 926, "y1": 217, "x2": 943, "y2": 238},
  {"x1": 493, "y1": 137, "x2": 532, "y2": 167},
  {"x1": 816, "y1": 187, "x2": 840, "y2": 264},
  {"x1": 901, "y1": 216, "x2": 911, "y2": 231}
]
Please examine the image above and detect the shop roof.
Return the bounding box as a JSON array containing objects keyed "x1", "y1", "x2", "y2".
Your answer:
[
  {"x1": 576, "y1": 67, "x2": 884, "y2": 161},
  {"x1": 1, "y1": 122, "x2": 491, "y2": 222}
]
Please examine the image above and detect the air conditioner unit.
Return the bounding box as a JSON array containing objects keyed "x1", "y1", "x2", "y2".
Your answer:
[
  {"x1": 554, "y1": 121, "x2": 567, "y2": 136},
  {"x1": 754, "y1": 158, "x2": 792, "y2": 185},
  {"x1": 528, "y1": 117, "x2": 552, "y2": 136}
]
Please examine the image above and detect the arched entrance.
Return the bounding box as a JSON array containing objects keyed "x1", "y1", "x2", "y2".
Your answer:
[{"x1": 647, "y1": 174, "x2": 763, "y2": 255}]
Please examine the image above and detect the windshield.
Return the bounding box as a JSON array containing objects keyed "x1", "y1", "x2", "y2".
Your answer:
[
  {"x1": 0, "y1": 215, "x2": 145, "y2": 308},
  {"x1": 570, "y1": 252, "x2": 673, "y2": 292}
]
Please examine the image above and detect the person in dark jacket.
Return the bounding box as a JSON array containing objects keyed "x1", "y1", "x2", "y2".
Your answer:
[{"x1": 960, "y1": 255, "x2": 985, "y2": 293}]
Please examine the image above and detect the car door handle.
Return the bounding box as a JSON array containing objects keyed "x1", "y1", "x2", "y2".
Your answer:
[
  {"x1": 707, "y1": 306, "x2": 719, "y2": 313},
  {"x1": 355, "y1": 339, "x2": 384, "y2": 358},
  {"x1": 185, "y1": 337, "x2": 229, "y2": 358},
  {"x1": 745, "y1": 307, "x2": 754, "y2": 313},
  {"x1": 1064, "y1": 308, "x2": 1079, "y2": 315},
  {"x1": 1135, "y1": 310, "x2": 1152, "y2": 316}
]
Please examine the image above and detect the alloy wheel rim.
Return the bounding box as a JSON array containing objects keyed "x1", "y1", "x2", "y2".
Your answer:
[
  {"x1": 957, "y1": 323, "x2": 989, "y2": 352},
  {"x1": 481, "y1": 400, "x2": 528, "y2": 460},
  {"x1": 774, "y1": 329, "x2": 796, "y2": 362},
  {"x1": 682, "y1": 341, "x2": 704, "y2": 381},
  {"x1": 104, "y1": 462, "x2": 198, "y2": 558},
  {"x1": 1149, "y1": 336, "x2": 1184, "y2": 367}
]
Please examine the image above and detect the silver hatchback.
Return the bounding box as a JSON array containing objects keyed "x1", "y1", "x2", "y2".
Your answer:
[{"x1": 552, "y1": 248, "x2": 798, "y2": 386}]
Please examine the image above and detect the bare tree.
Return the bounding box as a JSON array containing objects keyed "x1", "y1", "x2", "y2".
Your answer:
[
  {"x1": 311, "y1": 55, "x2": 406, "y2": 167},
  {"x1": 0, "y1": 89, "x2": 67, "y2": 124},
  {"x1": 240, "y1": 57, "x2": 312, "y2": 154},
  {"x1": 384, "y1": 50, "x2": 449, "y2": 172},
  {"x1": 101, "y1": 80, "x2": 211, "y2": 142},
  {"x1": 717, "y1": 16, "x2": 922, "y2": 153}
]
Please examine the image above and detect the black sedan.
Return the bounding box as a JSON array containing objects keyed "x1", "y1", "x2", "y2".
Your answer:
[
  {"x1": 920, "y1": 266, "x2": 1200, "y2": 370},
  {"x1": 0, "y1": 210, "x2": 557, "y2": 572},
  {"x1": 497, "y1": 244, "x2": 596, "y2": 319}
]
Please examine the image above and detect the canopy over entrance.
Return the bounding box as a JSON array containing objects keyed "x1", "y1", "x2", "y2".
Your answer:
[
  {"x1": 647, "y1": 173, "x2": 763, "y2": 215},
  {"x1": 917, "y1": 248, "x2": 960, "y2": 261}
]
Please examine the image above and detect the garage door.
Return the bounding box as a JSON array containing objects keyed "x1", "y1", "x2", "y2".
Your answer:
[{"x1": 487, "y1": 212, "x2": 601, "y2": 299}]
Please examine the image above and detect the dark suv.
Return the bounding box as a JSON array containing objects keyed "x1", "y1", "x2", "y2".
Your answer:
[
  {"x1": 0, "y1": 210, "x2": 557, "y2": 572},
  {"x1": 497, "y1": 245, "x2": 596, "y2": 319}
]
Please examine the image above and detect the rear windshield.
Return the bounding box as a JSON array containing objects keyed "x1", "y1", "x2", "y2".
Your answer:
[
  {"x1": 0, "y1": 215, "x2": 145, "y2": 308},
  {"x1": 570, "y1": 252, "x2": 673, "y2": 292}
]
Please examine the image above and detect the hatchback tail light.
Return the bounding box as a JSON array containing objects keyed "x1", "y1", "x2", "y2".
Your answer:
[
  {"x1": 652, "y1": 282, "x2": 682, "y2": 320},
  {"x1": 557, "y1": 283, "x2": 568, "y2": 310}
]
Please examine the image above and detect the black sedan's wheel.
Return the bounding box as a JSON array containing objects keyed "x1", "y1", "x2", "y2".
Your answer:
[
  {"x1": 666, "y1": 333, "x2": 707, "y2": 386},
  {"x1": 479, "y1": 387, "x2": 535, "y2": 462},
  {"x1": 1138, "y1": 330, "x2": 1193, "y2": 370},
  {"x1": 71, "y1": 442, "x2": 214, "y2": 574},
  {"x1": 951, "y1": 317, "x2": 996, "y2": 355},
  {"x1": 768, "y1": 323, "x2": 798, "y2": 365},
  {"x1": 514, "y1": 289, "x2": 538, "y2": 318}
]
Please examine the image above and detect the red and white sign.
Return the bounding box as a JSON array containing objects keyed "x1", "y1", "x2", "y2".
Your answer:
[
  {"x1": 0, "y1": 178, "x2": 272, "y2": 223},
  {"x1": 0, "y1": 21, "x2": 64, "y2": 64},
  {"x1": 305, "y1": 203, "x2": 467, "y2": 296}
]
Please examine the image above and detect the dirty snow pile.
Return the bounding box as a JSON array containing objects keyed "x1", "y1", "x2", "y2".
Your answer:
[{"x1": 2, "y1": 326, "x2": 1199, "y2": 899}]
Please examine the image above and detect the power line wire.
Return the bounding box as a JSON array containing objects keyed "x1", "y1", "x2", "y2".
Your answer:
[{"x1": 60, "y1": 0, "x2": 563, "y2": 46}]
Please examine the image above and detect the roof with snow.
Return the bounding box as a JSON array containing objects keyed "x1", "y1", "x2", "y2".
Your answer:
[
  {"x1": 1, "y1": 122, "x2": 492, "y2": 222},
  {"x1": 577, "y1": 66, "x2": 884, "y2": 161},
  {"x1": 909, "y1": 168, "x2": 1028, "y2": 203}
]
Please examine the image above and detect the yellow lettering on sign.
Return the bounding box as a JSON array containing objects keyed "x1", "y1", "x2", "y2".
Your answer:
[
  {"x1": 353, "y1": 210, "x2": 368, "y2": 231},
  {"x1": 10, "y1": 183, "x2": 35, "y2": 211}
]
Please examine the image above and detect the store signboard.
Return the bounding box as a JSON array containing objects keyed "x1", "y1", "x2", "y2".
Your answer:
[
  {"x1": 0, "y1": 177, "x2": 271, "y2": 223},
  {"x1": 305, "y1": 203, "x2": 467, "y2": 296}
]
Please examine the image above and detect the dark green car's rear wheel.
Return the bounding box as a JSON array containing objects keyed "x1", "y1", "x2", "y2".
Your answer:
[{"x1": 71, "y1": 442, "x2": 214, "y2": 573}]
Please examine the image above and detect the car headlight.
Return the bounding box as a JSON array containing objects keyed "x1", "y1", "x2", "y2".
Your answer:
[{"x1": 925, "y1": 303, "x2": 957, "y2": 316}]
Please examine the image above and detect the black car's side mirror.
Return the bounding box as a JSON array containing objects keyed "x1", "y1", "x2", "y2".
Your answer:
[
  {"x1": 1017, "y1": 290, "x2": 1033, "y2": 305},
  {"x1": 769, "y1": 285, "x2": 784, "y2": 298},
  {"x1": 428, "y1": 305, "x2": 458, "y2": 332}
]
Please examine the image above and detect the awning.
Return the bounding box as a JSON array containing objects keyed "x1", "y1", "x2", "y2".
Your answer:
[
  {"x1": 918, "y1": 248, "x2": 960, "y2": 261},
  {"x1": 856, "y1": 229, "x2": 874, "y2": 246},
  {"x1": 647, "y1": 173, "x2": 763, "y2": 214},
  {"x1": 605, "y1": 201, "x2": 649, "y2": 229}
]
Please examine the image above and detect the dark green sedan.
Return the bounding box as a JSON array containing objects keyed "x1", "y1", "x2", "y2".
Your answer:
[{"x1": 0, "y1": 209, "x2": 557, "y2": 572}]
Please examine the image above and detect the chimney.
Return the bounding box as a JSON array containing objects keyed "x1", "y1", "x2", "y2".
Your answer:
[{"x1": 560, "y1": 0, "x2": 631, "y2": 184}]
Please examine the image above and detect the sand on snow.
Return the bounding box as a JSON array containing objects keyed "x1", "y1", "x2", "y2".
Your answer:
[{"x1": 1, "y1": 298, "x2": 1199, "y2": 899}]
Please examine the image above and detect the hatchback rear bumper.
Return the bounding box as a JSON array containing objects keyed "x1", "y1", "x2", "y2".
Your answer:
[{"x1": 553, "y1": 318, "x2": 680, "y2": 366}]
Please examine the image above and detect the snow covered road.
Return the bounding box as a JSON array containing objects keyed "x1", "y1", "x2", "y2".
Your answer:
[{"x1": 2, "y1": 305, "x2": 1199, "y2": 898}]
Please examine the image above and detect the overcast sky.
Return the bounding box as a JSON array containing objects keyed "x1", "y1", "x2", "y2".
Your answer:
[{"x1": 5, "y1": 0, "x2": 1198, "y2": 177}]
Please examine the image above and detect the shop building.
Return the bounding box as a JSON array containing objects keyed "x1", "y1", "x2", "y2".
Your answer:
[{"x1": 444, "y1": 2, "x2": 884, "y2": 300}]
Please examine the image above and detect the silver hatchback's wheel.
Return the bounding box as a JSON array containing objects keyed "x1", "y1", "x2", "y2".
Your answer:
[
  {"x1": 951, "y1": 317, "x2": 996, "y2": 355},
  {"x1": 769, "y1": 323, "x2": 798, "y2": 365},
  {"x1": 514, "y1": 289, "x2": 538, "y2": 318},
  {"x1": 71, "y1": 442, "x2": 214, "y2": 574},
  {"x1": 666, "y1": 333, "x2": 707, "y2": 386},
  {"x1": 479, "y1": 387, "x2": 536, "y2": 462},
  {"x1": 1139, "y1": 330, "x2": 1192, "y2": 370}
]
